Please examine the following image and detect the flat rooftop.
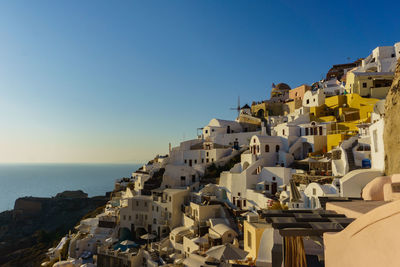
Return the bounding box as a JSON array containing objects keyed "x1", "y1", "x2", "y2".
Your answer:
[{"x1": 326, "y1": 200, "x2": 389, "y2": 218}]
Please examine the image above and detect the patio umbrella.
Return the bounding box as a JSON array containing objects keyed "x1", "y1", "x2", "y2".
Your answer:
[
  {"x1": 206, "y1": 243, "x2": 248, "y2": 261},
  {"x1": 140, "y1": 233, "x2": 156, "y2": 240},
  {"x1": 140, "y1": 233, "x2": 156, "y2": 248},
  {"x1": 120, "y1": 240, "x2": 135, "y2": 246}
]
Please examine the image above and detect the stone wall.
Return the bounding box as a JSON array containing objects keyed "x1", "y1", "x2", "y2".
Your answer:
[{"x1": 384, "y1": 58, "x2": 400, "y2": 175}]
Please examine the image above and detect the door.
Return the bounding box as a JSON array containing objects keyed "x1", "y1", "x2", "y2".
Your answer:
[
  {"x1": 271, "y1": 182, "x2": 277, "y2": 195},
  {"x1": 131, "y1": 223, "x2": 136, "y2": 240}
]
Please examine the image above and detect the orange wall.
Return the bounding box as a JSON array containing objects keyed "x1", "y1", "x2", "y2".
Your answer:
[{"x1": 289, "y1": 85, "x2": 311, "y2": 101}]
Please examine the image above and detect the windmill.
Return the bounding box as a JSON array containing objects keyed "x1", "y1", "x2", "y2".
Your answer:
[{"x1": 230, "y1": 96, "x2": 241, "y2": 117}]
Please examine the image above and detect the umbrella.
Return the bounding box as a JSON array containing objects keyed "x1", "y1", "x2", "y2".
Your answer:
[
  {"x1": 140, "y1": 233, "x2": 156, "y2": 248},
  {"x1": 140, "y1": 234, "x2": 156, "y2": 240},
  {"x1": 120, "y1": 240, "x2": 135, "y2": 246},
  {"x1": 206, "y1": 243, "x2": 248, "y2": 261},
  {"x1": 105, "y1": 237, "x2": 118, "y2": 244}
]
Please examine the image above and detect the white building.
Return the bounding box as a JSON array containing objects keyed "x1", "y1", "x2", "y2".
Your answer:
[
  {"x1": 319, "y1": 78, "x2": 345, "y2": 96},
  {"x1": 369, "y1": 100, "x2": 385, "y2": 172},
  {"x1": 303, "y1": 89, "x2": 325, "y2": 108},
  {"x1": 119, "y1": 187, "x2": 190, "y2": 238},
  {"x1": 304, "y1": 182, "x2": 338, "y2": 209},
  {"x1": 161, "y1": 164, "x2": 200, "y2": 191},
  {"x1": 357, "y1": 42, "x2": 400, "y2": 73}
]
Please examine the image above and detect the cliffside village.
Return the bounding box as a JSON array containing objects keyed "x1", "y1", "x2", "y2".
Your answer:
[{"x1": 46, "y1": 42, "x2": 400, "y2": 267}]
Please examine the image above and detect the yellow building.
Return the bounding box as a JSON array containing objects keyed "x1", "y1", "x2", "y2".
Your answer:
[
  {"x1": 309, "y1": 94, "x2": 379, "y2": 151},
  {"x1": 345, "y1": 71, "x2": 393, "y2": 99},
  {"x1": 243, "y1": 220, "x2": 272, "y2": 262},
  {"x1": 251, "y1": 101, "x2": 286, "y2": 118}
]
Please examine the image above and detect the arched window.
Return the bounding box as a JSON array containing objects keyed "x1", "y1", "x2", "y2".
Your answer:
[
  {"x1": 265, "y1": 145, "x2": 269, "y2": 152},
  {"x1": 276, "y1": 145, "x2": 280, "y2": 152},
  {"x1": 257, "y1": 145, "x2": 260, "y2": 153}
]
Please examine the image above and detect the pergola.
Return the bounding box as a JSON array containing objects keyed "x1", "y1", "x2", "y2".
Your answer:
[{"x1": 258, "y1": 209, "x2": 354, "y2": 267}]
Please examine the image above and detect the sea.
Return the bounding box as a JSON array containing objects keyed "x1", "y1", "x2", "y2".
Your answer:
[{"x1": 0, "y1": 163, "x2": 142, "y2": 212}]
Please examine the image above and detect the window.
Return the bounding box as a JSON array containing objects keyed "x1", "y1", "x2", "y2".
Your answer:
[
  {"x1": 152, "y1": 205, "x2": 154, "y2": 211},
  {"x1": 192, "y1": 175, "x2": 196, "y2": 182},
  {"x1": 136, "y1": 201, "x2": 139, "y2": 206},
  {"x1": 212, "y1": 158, "x2": 214, "y2": 162},
  {"x1": 187, "y1": 247, "x2": 190, "y2": 252},
  {"x1": 272, "y1": 177, "x2": 276, "y2": 181},
  {"x1": 201, "y1": 158, "x2": 204, "y2": 163},
  {"x1": 211, "y1": 129, "x2": 215, "y2": 132},
  {"x1": 194, "y1": 159, "x2": 197, "y2": 164},
  {"x1": 129, "y1": 215, "x2": 131, "y2": 220},
  {"x1": 305, "y1": 128, "x2": 309, "y2": 135},
  {"x1": 156, "y1": 207, "x2": 159, "y2": 212},
  {"x1": 123, "y1": 215, "x2": 126, "y2": 220},
  {"x1": 206, "y1": 152, "x2": 209, "y2": 157},
  {"x1": 392, "y1": 53, "x2": 395, "y2": 58},
  {"x1": 363, "y1": 82, "x2": 367, "y2": 88},
  {"x1": 306, "y1": 99, "x2": 310, "y2": 104},
  {"x1": 243, "y1": 200, "x2": 246, "y2": 207},
  {"x1": 247, "y1": 231, "x2": 252, "y2": 248},
  {"x1": 169, "y1": 196, "x2": 172, "y2": 202},
  {"x1": 153, "y1": 218, "x2": 157, "y2": 224},
  {"x1": 238, "y1": 192, "x2": 241, "y2": 196},
  {"x1": 265, "y1": 145, "x2": 269, "y2": 152},
  {"x1": 228, "y1": 233, "x2": 232, "y2": 238},
  {"x1": 184, "y1": 159, "x2": 187, "y2": 164},
  {"x1": 206, "y1": 159, "x2": 209, "y2": 163},
  {"x1": 275, "y1": 145, "x2": 280, "y2": 152},
  {"x1": 319, "y1": 126, "x2": 323, "y2": 135},
  {"x1": 282, "y1": 129, "x2": 285, "y2": 135},
  {"x1": 205, "y1": 130, "x2": 208, "y2": 134},
  {"x1": 257, "y1": 146, "x2": 260, "y2": 153},
  {"x1": 313, "y1": 98, "x2": 315, "y2": 102},
  {"x1": 181, "y1": 176, "x2": 185, "y2": 181},
  {"x1": 253, "y1": 138, "x2": 256, "y2": 143}
]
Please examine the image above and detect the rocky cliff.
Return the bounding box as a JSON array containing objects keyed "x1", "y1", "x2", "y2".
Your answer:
[
  {"x1": 0, "y1": 191, "x2": 108, "y2": 267},
  {"x1": 384, "y1": 58, "x2": 400, "y2": 175}
]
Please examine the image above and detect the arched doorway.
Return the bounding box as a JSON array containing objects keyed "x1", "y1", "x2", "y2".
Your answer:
[
  {"x1": 257, "y1": 109, "x2": 265, "y2": 118},
  {"x1": 302, "y1": 142, "x2": 313, "y2": 158}
]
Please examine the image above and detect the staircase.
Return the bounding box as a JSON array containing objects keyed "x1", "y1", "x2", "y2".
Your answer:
[{"x1": 345, "y1": 140, "x2": 358, "y2": 172}]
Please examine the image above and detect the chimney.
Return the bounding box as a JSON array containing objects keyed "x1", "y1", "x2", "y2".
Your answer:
[{"x1": 261, "y1": 122, "x2": 267, "y2": 135}]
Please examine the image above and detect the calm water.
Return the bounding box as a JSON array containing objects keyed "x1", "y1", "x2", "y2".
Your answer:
[{"x1": 0, "y1": 163, "x2": 141, "y2": 212}]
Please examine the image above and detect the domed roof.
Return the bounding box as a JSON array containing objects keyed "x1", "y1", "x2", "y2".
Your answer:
[{"x1": 275, "y1": 83, "x2": 291, "y2": 90}]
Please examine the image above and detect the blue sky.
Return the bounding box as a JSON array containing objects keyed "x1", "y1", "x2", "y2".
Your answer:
[{"x1": 0, "y1": 0, "x2": 399, "y2": 163}]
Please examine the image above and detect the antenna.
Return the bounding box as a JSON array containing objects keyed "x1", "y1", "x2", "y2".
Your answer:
[{"x1": 229, "y1": 96, "x2": 241, "y2": 116}]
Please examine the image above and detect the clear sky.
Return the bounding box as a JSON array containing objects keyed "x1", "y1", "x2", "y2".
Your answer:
[{"x1": 0, "y1": 0, "x2": 399, "y2": 163}]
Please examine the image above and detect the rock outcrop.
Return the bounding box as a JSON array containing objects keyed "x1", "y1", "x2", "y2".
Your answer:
[
  {"x1": 384, "y1": 58, "x2": 400, "y2": 175},
  {"x1": 0, "y1": 191, "x2": 108, "y2": 267}
]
